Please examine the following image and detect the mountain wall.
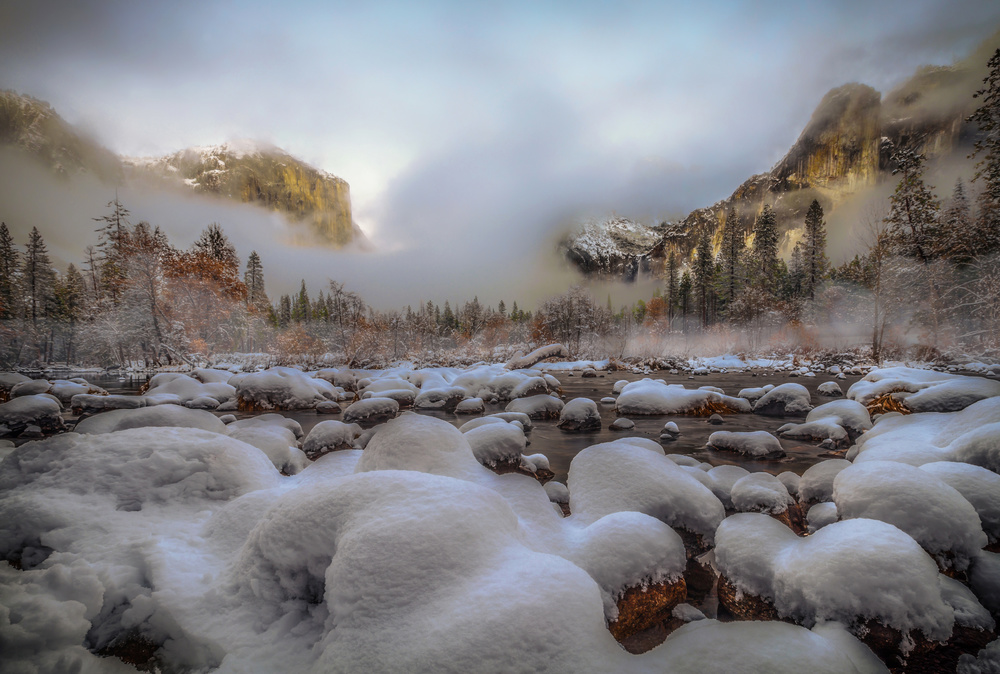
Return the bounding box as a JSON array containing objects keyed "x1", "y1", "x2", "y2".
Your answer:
[{"x1": 0, "y1": 91, "x2": 359, "y2": 247}]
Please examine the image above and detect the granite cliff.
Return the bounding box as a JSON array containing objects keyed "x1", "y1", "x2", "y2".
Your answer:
[{"x1": 0, "y1": 91, "x2": 359, "y2": 247}]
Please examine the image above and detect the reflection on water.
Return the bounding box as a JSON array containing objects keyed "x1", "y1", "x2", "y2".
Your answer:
[{"x1": 78, "y1": 369, "x2": 864, "y2": 482}]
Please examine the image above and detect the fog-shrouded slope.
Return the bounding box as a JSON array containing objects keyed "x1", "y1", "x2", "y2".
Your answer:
[
  {"x1": 564, "y1": 34, "x2": 997, "y2": 278},
  {"x1": 0, "y1": 90, "x2": 360, "y2": 247}
]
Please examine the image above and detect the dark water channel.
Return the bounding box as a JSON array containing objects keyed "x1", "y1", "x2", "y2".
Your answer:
[{"x1": 79, "y1": 369, "x2": 865, "y2": 483}]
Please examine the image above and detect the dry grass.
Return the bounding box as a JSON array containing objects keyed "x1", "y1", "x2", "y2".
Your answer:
[{"x1": 864, "y1": 392, "x2": 911, "y2": 416}]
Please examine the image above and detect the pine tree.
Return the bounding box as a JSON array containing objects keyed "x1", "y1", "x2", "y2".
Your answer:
[
  {"x1": 55, "y1": 263, "x2": 86, "y2": 363},
  {"x1": 510, "y1": 300, "x2": 519, "y2": 321},
  {"x1": 692, "y1": 230, "x2": 715, "y2": 326},
  {"x1": 194, "y1": 222, "x2": 239, "y2": 268},
  {"x1": 718, "y1": 208, "x2": 745, "y2": 306},
  {"x1": 787, "y1": 240, "x2": 805, "y2": 298},
  {"x1": 441, "y1": 301, "x2": 456, "y2": 333},
  {"x1": 943, "y1": 179, "x2": 974, "y2": 261},
  {"x1": 0, "y1": 222, "x2": 18, "y2": 319},
  {"x1": 93, "y1": 196, "x2": 132, "y2": 305},
  {"x1": 244, "y1": 250, "x2": 268, "y2": 311},
  {"x1": 968, "y1": 48, "x2": 1000, "y2": 205},
  {"x1": 885, "y1": 145, "x2": 940, "y2": 263},
  {"x1": 497, "y1": 299, "x2": 506, "y2": 317},
  {"x1": 291, "y1": 280, "x2": 310, "y2": 322},
  {"x1": 279, "y1": 294, "x2": 292, "y2": 327},
  {"x1": 802, "y1": 199, "x2": 828, "y2": 298},
  {"x1": 665, "y1": 250, "x2": 679, "y2": 320},
  {"x1": 21, "y1": 227, "x2": 56, "y2": 326},
  {"x1": 751, "y1": 204, "x2": 779, "y2": 288},
  {"x1": 678, "y1": 271, "x2": 693, "y2": 317}
]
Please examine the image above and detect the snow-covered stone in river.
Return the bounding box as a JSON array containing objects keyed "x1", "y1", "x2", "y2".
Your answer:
[
  {"x1": 850, "y1": 397, "x2": 1000, "y2": 471},
  {"x1": 355, "y1": 413, "x2": 486, "y2": 480},
  {"x1": 798, "y1": 459, "x2": 852, "y2": 504},
  {"x1": 9, "y1": 379, "x2": 52, "y2": 398},
  {"x1": 715, "y1": 513, "x2": 959, "y2": 642},
  {"x1": 0, "y1": 395, "x2": 65, "y2": 436},
  {"x1": 363, "y1": 388, "x2": 417, "y2": 407},
  {"x1": 616, "y1": 379, "x2": 750, "y2": 416},
  {"x1": 69, "y1": 393, "x2": 146, "y2": 414},
  {"x1": 454, "y1": 397, "x2": 485, "y2": 415},
  {"x1": 413, "y1": 386, "x2": 466, "y2": 411},
  {"x1": 228, "y1": 424, "x2": 308, "y2": 475},
  {"x1": 48, "y1": 380, "x2": 106, "y2": 405},
  {"x1": 752, "y1": 383, "x2": 812, "y2": 416},
  {"x1": 74, "y1": 405, "x2": 227, "y2": 435},
  {"x1": 708, "y1": 430, "x2": 785, "y2": 459},
  {"x1": 730, "y1": 472, "x2": 794, "y2": 514},
  {"x1": 817, "y1": 381, "x2": 843, "y2": 397},
  {"x1": 558, "y1": 398, "x2": 602, "y2": 432},
  {"x1": 807, "y1": 502, "x2": 838, "y2": 533},
  {"x1": 505, "y1": 394, "x2": 564, "y2": 420},
  {"x1": 833, "y1": 460, "x2": 988, "y2": 571},
  {"x1": 778, "y1": 399, "x2": 873, "y2": 445},
  {"x1": 544, "y1": 480, "x2": 570, "y2": 504},
  {"x1": 343, "y1": 397, "x2": 400, "y2": 425},
  {"x1": 505, "y1": 343, "x2": 568, "y2": 369},
  {"x1": 609, "y1": 418, "x2": 634, "y2": 431},
  {"x1": 700, "y1": 465, "x2": 751, "y2": 509},
  {"x1": 315, "y1": 400, "x2": 342, "y2": 414},
  {"x1": 509, "y1": 376, "x2": 550, "y2": 400},
  {"x1": 227, "y1": 413, "x2": 303, "y2": 439},
  {"x1": 143, "y1": 372, "x2": 236, "y2": 407},
  {"x1": 301, "y1": 420, "x2": 362, "y2": 459},
  {"x1": 233, "y1": 366, "x2": 334, "y2": 410},
  {"x1": 463, "y1": 420, "x2": 527, "y2": 468},
  {"x1": 969, "y1": 550, "x2": 1000, "y2": 616},
  {"x1": 919, "y1": 462, "x2": 1000, "y2": 544},
  {"x1": 600, "y1": 396, "x2": 616, "y2": 404},
  {"x1": 568, "y1": 438, "x2": 725, "y2": 543},
  {"x1": 488, "y1": 411, "x2": 532, "y2": 430},
  {"x1": 737, "y1": 384, "x2": 774, "y2": 403},
  {"x1": 612, "y1": 380, "x2": 629, "y2": 394},
  {"x1": 848, "y1": 366, "x2": 1000, "y2": 413},
  {"x1": 777, "y1": 471, "x2": 800, "y2": 497},
  {"x1": 663, "y1": 421, "x2": 680, "y2": 435}
]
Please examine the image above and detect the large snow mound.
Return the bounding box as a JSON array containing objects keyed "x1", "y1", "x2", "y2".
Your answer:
[
  {"x1": 616, "y1": 379, "x2": 750, "y2": 416},
  {"x1": 715, "y1": 514, "x2": 957, "y2": 641},
  {"x1": 848, "y1": 367, "x2": 1000, "y2": 413},
  {"x1": 74, "y1": 405, "x2": 227, "y2": 435},
  {"x1": 833, "y1": 461, "x2": 988, "y2": 571}
]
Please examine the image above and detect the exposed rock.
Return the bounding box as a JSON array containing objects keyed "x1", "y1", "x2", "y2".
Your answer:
[{"x1": 607, "y1": 578, "x2": 687, "y2": 642}]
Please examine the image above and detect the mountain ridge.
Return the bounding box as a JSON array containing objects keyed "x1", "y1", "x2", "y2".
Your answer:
[{"x1": 0, "y1": 90, "x2": 359, "y2": 247}]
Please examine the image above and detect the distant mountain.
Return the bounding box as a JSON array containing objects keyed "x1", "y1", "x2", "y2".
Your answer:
[
  {"x1": 0, "y1": 90, "x2": 122, "y2": 182},
  {"x1": 0, "y1": 91, "x2": 360, "y2": 247},
  {"x1": 564, "y1": 34, "x2": 997, "y2": 277}
]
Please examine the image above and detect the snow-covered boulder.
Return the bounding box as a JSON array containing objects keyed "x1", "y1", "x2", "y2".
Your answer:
[
  {"x1": 73, "y1": 393, "x2": 146, "y2": 415},
  {"x1": 454, "y1": 397, "x2": 485, "y2": 414},
  {"x1": 355, "y1": 413, "x2": 486, "y2": 480},
  {"x1": 715, "y1": 514, "x2": 961, "y2": 643},
  {"x1": 818, "y1": 381, "x2": 843, "y2": 397},
  {"x1": 707, "y1": 431, "x2": 785, "y2": 459},
  {"x1": 568, "y1": 438, "x2": 725, "y2": 544},
  {"x1": 463, "y1": 421, "x2": 527, "y2": 469},
  {"x1": 9, "y1": 379, "x2": 52, "y2": 398},
  {"x1": 558, "y1": 397, "x2": 602, "y2": 432},
  {"x1": 143, "y1": 372, "x2": 236, "y2": 407},
  {"x1": 505, "y1": 394, "x2": 564, "y2": 420},
  {"x1": 848, "y1": 366, "x2": 1000, "y2": 414},
  {"x1": 74, "y1": 405, "x2": 227, "y2": 435},
  {"x1": 505, "y1": 343, "x2": 568, "y2": 369},
  {"x1": 227, "y1": 413, "x2": 303, "y2": 439},
  {"x1": 234, "y1": 367, "x2": 334, "y2": 410},
  {"x1": 413, "y1": 386, "x2": 466, "y2": 411},
  {"x1": 920, "y1": 462, "x2": 1000, "y2": 544},
  {"x1": 362, "y1": 388, "x2": 416, "y2": 407},
  {"x1": 489, "y1": 411, "x2": 533, "y2": 430},
  {"x1": 833, "y1": 461, "x2": 988, "y2": 571},
  {"x1": 48, "y1": 380, "x2": 107, "y2": 405},
  {"x1": 301, "y1": 420, "x2": 362, "y2": 459},
  {"x1": 697, "y1": 465, "x2": 751, "y2": 509},
  {"x1": 609, "y1": 418, "x2": 634, "y2": 431},
  {"x1": 342, "y1": 397, "x2": 399, "y2": 425},
  {"x1": 798, "y1": 459, "x2": 852, "y2": 504},
  {"x1": 730, "y1": 472, "x2": 794, "y2": 514},
  {"x1": 190, "y1": 368, "x2": 235, "y2": 384},
  {"x1": 616, "y1": 379, "x2": 750, "y2": 416},
  {"x1": 738, "y1": 384, "x2": 774, "y2": 403},
  {"x1": 807, "y1": 502, "x2": 838, "y2": 533},
  {"x1": 753, "y1": 383, "x2": 812, "y2": 416},
  {"x1": 0, "y1": 371, "x2": 31, "y2": 401},
  {"x1": 509, "y1": 376, "x2": 550, "y2": 400},
  {"x1": 777, "y1": 471, "x2": 800, "y2": 497},
  {"x1": 0, "y1": 395, "x2": 65, "y2": 436},
  {"x1": 228, "y1": 424, "x2": 309, "y2": 475}
]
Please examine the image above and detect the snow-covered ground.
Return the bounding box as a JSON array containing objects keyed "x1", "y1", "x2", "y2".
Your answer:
[{"x1": 2, "y1": 360, "x2": 1000, "y2": 671}]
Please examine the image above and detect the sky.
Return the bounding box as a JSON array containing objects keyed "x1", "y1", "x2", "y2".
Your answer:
[{"x1": 1, "y1": 0, "x2": 1000, "y2": 307}]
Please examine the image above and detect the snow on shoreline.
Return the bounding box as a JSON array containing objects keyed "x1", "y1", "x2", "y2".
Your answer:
[{"x1": 2, "y1": 359, "x2": 1000, "y2": 671}]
